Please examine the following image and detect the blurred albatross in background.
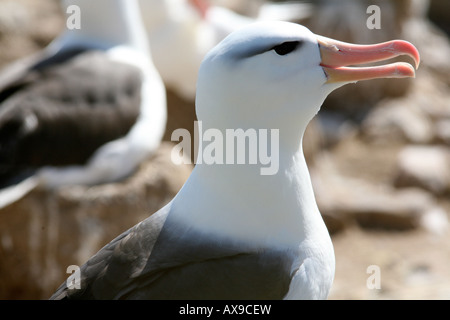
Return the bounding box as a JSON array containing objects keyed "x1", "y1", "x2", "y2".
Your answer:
[
  {"x1": 0, "y1": 0, "x2": 166, "y2": 208},
  {"x1": 139, "y1": 0, "x2": 312, "y2": 100}
]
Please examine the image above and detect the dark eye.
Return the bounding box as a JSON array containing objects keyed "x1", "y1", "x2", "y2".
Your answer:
[{"x1": 272, "y1": 41, "x2": 302, "y2": 55}]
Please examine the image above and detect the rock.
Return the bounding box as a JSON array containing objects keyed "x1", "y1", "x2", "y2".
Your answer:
[
  {"x1": 308, "y1": 0, "x2": 409, "y2": 44},
  {"x1": 0, "y1": 142, "x2": 193, "y2": 299},
  {"x1": 409, "y1": 71, "x2": 450, "y2": 121},
  {"x1": 429, "y1": 0, "x2": 450, "y2": 36},
  {"x1": 311, "y1": 154, "x2": 447, "y2": 231},
  {"x1": 402, "y1": 17, "x2": 450, "y2": 86},
  {"x1": 362, "y1": 97, "x2": 434, "y2": 144},
  {"x1": 420, "y1": 205, "x2": 449, "y2": 236},
  {"x1": 394, "y1": 145, "x2": 450, "y2": 195},
  {"x1": 435, "y1": 120, "x2": 450, "y2": 144},
  {"x1": 362, "y1": 67, "x2": 450, "y2": 145},
  {"x1": 0, "y1": 0, "x2": 63, "y2": 69},
  {"x1": 349, "y1": 188, "x2": 440, "y2": 231}
]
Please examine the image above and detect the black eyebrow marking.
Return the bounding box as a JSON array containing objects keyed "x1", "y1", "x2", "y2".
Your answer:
[
  {"x1": 230, "y1": 44, "x2": 279, "y2": 59},
  {"x1": 228, "y1": 40, "x2": 304, "y2": 60}
]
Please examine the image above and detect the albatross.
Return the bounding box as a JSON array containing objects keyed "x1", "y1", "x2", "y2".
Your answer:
[
  {"x1": 51, "y1": 21, "x2": 419, "y2": 300},
  {"x1": 139, "y1": 0, "x2": 311, "y2": 100},
  {"x1": 0, "y1": 0, "x2": 166, "y2": 207}
]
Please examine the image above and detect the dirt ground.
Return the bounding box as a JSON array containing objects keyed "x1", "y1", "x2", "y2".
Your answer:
[
  {"x1": 329, "y1": 226, "x2": 450, "y2": 299},
  {"x1": 326, "y1": 137, "x2": 450, "y2": 300}
]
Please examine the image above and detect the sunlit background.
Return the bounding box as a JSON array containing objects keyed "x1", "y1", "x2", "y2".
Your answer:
[{"x1": 0, "y1": 0, "x2": 449, "y2": 299}]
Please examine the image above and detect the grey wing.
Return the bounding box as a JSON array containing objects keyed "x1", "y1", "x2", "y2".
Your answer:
[
  {"x1": 51, "y1": 205, "x2": 294, "y2": 300},
  {"x1": 121, "y1": 249, "x2": 294, "y2": 300}
]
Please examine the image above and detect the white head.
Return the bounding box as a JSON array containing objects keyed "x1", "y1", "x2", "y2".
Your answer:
[
  {"x1": 197, "y1": 22, "x2": 326, "y2": 132},
  {"x1": 195, "y1": 21, "x2": 419, "y2": 150}
]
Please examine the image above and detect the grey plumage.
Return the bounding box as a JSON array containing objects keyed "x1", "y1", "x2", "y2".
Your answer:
[{"x1": 50, "y1": 205, "x2": 295, "y2": 300}]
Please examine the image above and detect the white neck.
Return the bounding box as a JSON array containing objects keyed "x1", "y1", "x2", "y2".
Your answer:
[
  {"x1": 57, "y1": 0, "x2": 149, "y2": 52},
  {"x1": 171, "y1": 126, "x2": 327, "y2": 249}
]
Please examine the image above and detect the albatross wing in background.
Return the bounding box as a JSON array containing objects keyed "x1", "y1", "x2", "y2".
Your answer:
[
  {"x1": 0, "y1": 48, "x2": 142, "y2": 183},
  {"x1": 0, "y1": 0, "x2": 166, "y2": 208}
]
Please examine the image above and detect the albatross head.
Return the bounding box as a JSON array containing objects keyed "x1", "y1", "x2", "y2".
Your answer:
[{"x1": 196, "y1": 21, "x2": 419, "y2": 142}]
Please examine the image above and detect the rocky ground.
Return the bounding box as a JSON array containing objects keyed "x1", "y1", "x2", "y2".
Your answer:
[{"x1": 0, "y1": 0, "x2": 449, "y2": 299}]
